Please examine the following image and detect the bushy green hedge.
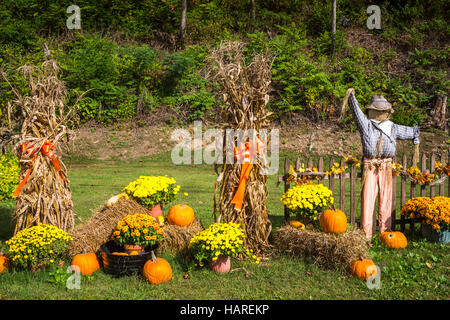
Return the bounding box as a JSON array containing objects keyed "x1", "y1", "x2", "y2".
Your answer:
[
  {"x1": 0, "y1": 0, "x2": 448, "y2": 127},
  {"x1": 0, "y1": 153, "x2": 20, "y2": 202}
]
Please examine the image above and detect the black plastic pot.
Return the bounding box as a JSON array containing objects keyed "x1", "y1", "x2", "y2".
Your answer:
[{"x1": 99, "y1": 240, "x2": 158, "y2": 277}]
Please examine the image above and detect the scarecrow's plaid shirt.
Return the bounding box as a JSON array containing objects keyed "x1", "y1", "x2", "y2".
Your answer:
[{"x1": 349, "y1": 92, "x2": 420, "y2": 159}]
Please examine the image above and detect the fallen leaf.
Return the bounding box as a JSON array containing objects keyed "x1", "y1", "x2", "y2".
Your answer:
[{"x1": 426, "y1": 262, "x2": 433, "y2": 269}]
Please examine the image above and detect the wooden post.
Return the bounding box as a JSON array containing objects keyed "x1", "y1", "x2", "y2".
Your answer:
[
  {"x1": 440, "y1": 153, "x2": 445, "y2": 196},
  {"x1": 318, "y1": 157, "x2": 324, "y2": 183},
  {"x1": 340, "y1": 157, "x2": 346, "y2": 211},
  {"x1": 400, "y1": 154, "x2": 407, "y2": 233},
  {"x1": 329, "y1": 156, "x2": 335, "y2": 196},
  {"x1": 430, "y1": 153, "x2": 436, "y2": 198},
  {"x1": 410, "y1": 155, "x2": 417, "y2": 232},
  {"x1": 350, "y1": 161, "x2": 356, "y2": 225},
  {"x1": 284, "y1": 157, "x2": 290, "y2": 223},
  {"x1": 391, "y1": 156, "x2": 397, "y2": 231},
  {"x1": 420, "y1": 154, "x2": 427, "y2": 197}
]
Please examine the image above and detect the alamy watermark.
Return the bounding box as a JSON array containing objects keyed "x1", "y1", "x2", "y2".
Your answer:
[
  {"x1": 366, "y1": 5, "x2": 381, "y2": 30},
  {"x1": 170, "y1": 121, "x2": 279, "y2": 175},
  {"x1": 66, "y1": 5, "x2": 81, "y2": 30}
]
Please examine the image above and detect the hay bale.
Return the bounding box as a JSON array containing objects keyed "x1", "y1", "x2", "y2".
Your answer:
[
  {"x1": 159, "y1": 218, "x2": 204, "y2": 253},
  {"x1": 68, "y1": 197, "x2": 150, "y2": 256},
  {"x1": 273, "y1": 225, "x2": 370, "y2": 271}
]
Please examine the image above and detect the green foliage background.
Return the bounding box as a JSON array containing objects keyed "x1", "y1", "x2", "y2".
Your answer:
[{"x1": 0, "y1": 0, "x2": 448, "y2": 127}]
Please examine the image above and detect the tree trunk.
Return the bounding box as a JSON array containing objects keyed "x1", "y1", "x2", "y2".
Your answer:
[
  {"x1": 251, "y1": 0, "x2": 256, "y2": 22},
  {"x1": 431, "y1": 94, "x2": 448, "y2": 131},
  {"x1": 331, "y1": 0, "x2": 337, "y2": 55},
  {"x1": 179, "y1": 0, "x2": 187, "y2": 49}
]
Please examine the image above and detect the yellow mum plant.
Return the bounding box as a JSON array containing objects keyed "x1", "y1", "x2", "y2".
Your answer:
[
  {"x1": 122, "y1": 175, "x2": 181, "y2": 209},
  {"x1": 112, "y1": 213, "x2": 165, "y2": 247},
  {"x1": 281, "y1": 183, "x2": 334, "y2": 221},
  {"x1": 5, "y1": 224, "x2": 73, "y2": 270},
  {"x1": 188, "y1": 222, "x2": 260, "y2": 267}
]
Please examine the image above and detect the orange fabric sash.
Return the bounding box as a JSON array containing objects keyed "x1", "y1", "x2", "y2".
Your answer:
[
  {"x1": 13, "y1": 140, "x2": 65, "y2": 198},
  {"x1": 231, "y1": 137, "x2": 264, "y2": 210}
]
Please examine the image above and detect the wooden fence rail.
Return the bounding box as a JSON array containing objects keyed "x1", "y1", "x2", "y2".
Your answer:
[{"x1": 279, "y1": 152, "x2": 449, "y2": 234}]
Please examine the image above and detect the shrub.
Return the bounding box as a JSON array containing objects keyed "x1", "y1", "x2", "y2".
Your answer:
[
  {"x1": 0, "y1": 153, "x2": 20, "y2": 202},
  {"x1": 6, "y1": 224, "x2": 73, "y2": 270}
]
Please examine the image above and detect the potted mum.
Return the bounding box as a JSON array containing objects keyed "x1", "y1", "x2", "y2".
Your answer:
[
  {"x1": 401, "y1": 196, "x2": 450, "y2": 244},
  {"x1": 281, "y1": 181, "x2": 334, "y2": 227},
  {"x1": 5, "y1": 224, "x2": 73, "y2": 271},
  {"x1": 122, "y1": 176, "x2": 181, "y2": 218},
  {"x1": 188, "y1": 222, "x2": 260, "y2": 273},
  {"x1": 112, "y1": 213, "x2": 165, "y2": 254}
]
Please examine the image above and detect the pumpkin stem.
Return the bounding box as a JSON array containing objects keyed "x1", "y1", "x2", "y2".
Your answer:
[{"x1": 151, "y1": 250, "x2": 157, "y2": 263}]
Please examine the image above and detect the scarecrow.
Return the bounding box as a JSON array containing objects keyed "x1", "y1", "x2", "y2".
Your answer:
[{"x1": 344, "y1": 88, "x2": 420, "y2": 239}]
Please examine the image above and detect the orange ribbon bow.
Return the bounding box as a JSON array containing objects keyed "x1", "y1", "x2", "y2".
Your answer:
[
  {"x1": 13, "y1": 140, "x2": 65, "y2": 198},
  {"x1": 231, "y1": 136, "x2": 264, "y2": 211}
]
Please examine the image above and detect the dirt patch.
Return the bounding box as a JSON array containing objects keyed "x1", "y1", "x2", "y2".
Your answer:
[{"x1": 62, "y1": 115, "x2": 449, "y2": 161}]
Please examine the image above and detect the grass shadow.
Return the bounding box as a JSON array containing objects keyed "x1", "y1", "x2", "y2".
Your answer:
[{"x1": 0, "y1": 200, "x2": 15, "y2": 241}]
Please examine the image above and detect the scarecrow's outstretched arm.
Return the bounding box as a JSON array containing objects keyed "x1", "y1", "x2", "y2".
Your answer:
[
  {"x1": 394, "y1": 123, "x2": 420, "y2": 165},
  {"x1": 346, "y1": 88, "x2": 369, "y2": 132}
]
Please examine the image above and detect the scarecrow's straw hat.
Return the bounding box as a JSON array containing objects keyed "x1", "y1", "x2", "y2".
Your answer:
[{"x1": 367, "y1": 94, "x2": 393, "y2": 113}]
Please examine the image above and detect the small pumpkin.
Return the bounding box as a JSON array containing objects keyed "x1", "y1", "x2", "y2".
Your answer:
[
  {"x1": 167, "y1": 204, "x2": 195, "y2": 227},
  {"x1": 71, "y1": 252, "x2": 100, "y2": 276},
  {"x1": 289, "y1": 220, "x2": 305, "y2": 230},
  {"x1": 143, "y1": 251, "x2": 173, "y2": 284},
  {"x1": 350, "y1": 259, "x2": 377, "y2": 280},
  {"x1": 129, "y1": 251, "x2": 139, "y2": 255},
  {"x1": 379, "y1": 231, "x2": 407, "y2": 249},
  {"x1": 320, "y1": 208, "x2": 347, "y2": 234},
  {"x1": 112, "y1": 252, "x2": 128, "y2": 256},
  {"x1": 0, "y1": 251, "x2": 9, "y2": 274}
]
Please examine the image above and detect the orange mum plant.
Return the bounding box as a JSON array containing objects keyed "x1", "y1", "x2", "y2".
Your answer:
[
  {"x1": 112, "y1": 214, "x2": 165, "y2": 247},
  {"x1": 401, "y1": 196, "x2": 450, "y2": 232}
]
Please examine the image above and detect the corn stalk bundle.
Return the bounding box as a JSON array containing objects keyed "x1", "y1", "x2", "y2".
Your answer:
[
  {"x1": 6, "y1": 60, "x2": 77, "y2": 234},
  {"x1": 210, "y1": 41, "x2": 273, "y2": 256}
]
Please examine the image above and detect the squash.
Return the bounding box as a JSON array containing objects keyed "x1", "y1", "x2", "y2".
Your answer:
[
  {"x1": 167, "y1": 204, "x2": 195, "y2": 227},
  {"x1": 0, "y1": 251, "x2": 9, "y2": 274},
  {"x1": 71, "y1": 252, "x2": 100, "y2": 276},
  {"x1": 379, "y1": 231, "x2": 407, "y2": 249},
  {"x1": 106, "y1": 193, "x2": 128, "y2": 208},
  {"x1": 289, "y1": 220, "x2": 305, "y2": 230},
  {"x1": 143, "y1": 251, "x2": 173, "y2": 284},
  {"x1": 320, "y1": 209, "x2": 347, "y2": 234},
  {"x1": 350, "y1": 259, "x2": 377, "y2": 280}
]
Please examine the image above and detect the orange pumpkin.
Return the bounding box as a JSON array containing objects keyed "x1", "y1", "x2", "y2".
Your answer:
[
  {"x1": 320, "y1": 209, "x2": 347, "y2": 234},
  {"x1": 0, "y1": 252, "x2": 9, "y2": 274},
  {"x1": 289, "y1": 220, "x2": 305, "y2": 230},
  {"x1": 379, "y1": 231, "x2": 407, "y2": 249},
  {"x1": 167, "y1": 204, "x2": 195, "y2": 227},
  {"x1": 71, "y1": 252, "x2": 100, "y2": 276},
  {"x1": 143, "y1": 251, "x2": 173, "y2": 284},
  {"x1": 350, "y1": 259, "x2": 377, "y2": 280}
]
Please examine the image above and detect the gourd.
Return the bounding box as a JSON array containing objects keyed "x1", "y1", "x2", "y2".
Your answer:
[
  {"x1": 0, "y1": 251, "x2": 8, "y2": 274},
  {"x1": 71, "y1": 252, "x2": 100, "y2": 276},
  {"x1": 379, "y1": 231, "x2": 407, "y2": 249},
  {"x1": 350, "y1": 259, "x2": 377, "y2": 280},
  {"x1": 167, "y1": 204, "x2": 195, "y2": 227},
  {"x1": 320, "y1": 209, "x2": 347, "y2": 234},
  {"x1": 289, "y1": 220, "x2": 305, "y2": 230},
  {"x1": 142, "y1": 251, "x2": 173, "y2": 284}
]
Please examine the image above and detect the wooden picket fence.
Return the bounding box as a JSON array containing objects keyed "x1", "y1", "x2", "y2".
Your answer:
[{"x1": 279, "y1": 152, "x2": 449, "y2": 234}]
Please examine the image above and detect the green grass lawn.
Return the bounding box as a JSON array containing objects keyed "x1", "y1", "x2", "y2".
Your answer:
[{"x1": 0, "y1": 151, "x2": 449, "y2": 300}]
